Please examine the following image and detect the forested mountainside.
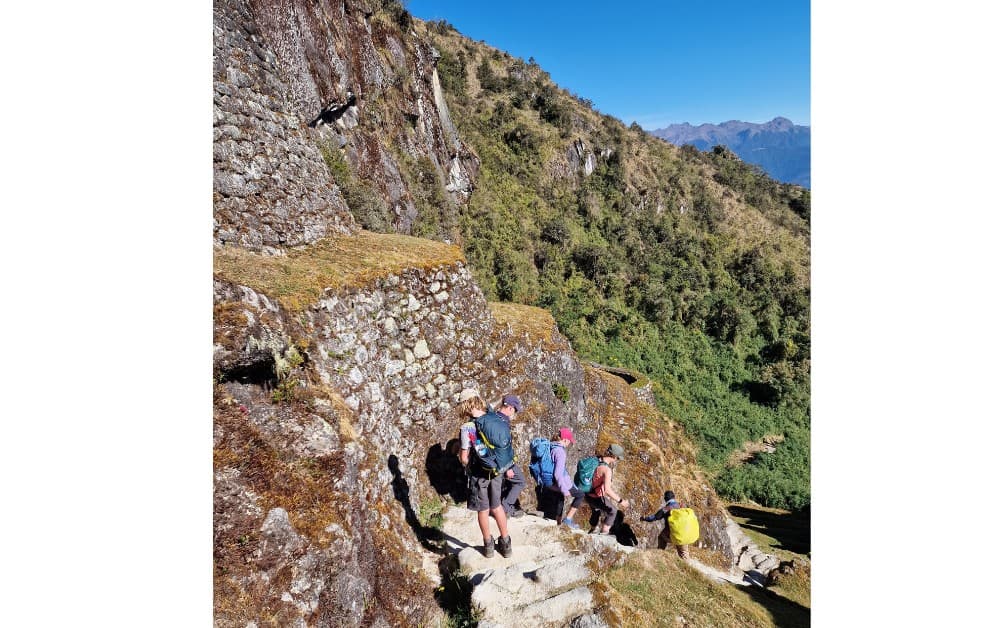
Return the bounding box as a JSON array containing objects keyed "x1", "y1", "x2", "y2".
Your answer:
[
  {"x1": 408, "y1": 20, "x2": 811, "y2": 509},
  {"x1": 652, "y1": 117, "x2": 811, "y2": 188}
]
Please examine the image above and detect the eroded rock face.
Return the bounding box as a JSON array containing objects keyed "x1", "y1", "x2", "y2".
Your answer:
[{"x1": 579, "y1": 367, "x2": 737, "y2": 562}]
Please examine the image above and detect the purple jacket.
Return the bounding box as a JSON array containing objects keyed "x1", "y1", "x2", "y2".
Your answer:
[{"x1": 551, "y1": 443, "x2": 573, "y2": 494}]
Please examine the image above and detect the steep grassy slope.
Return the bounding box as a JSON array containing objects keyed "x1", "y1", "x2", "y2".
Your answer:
[
  {"x1": 413, "y1": 20, "x2": 811, "y2": 509},
  {"x1": 604, "y1": 550, "x2": 810, "y2": 627}
]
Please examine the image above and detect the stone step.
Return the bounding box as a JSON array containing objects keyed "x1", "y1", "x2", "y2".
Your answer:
[
  {"x1": 478, "y1": 585, "x2": 594, "y2": 628},
  {"x1": 757, "y1": 556, "x2": 781, "y2": 572},
  {"x1": 471, "y1": 553, "x2": 593, "y2": 610},
  {"x1": 437, "y1": 506, "x2": 652, "y2": 627}
]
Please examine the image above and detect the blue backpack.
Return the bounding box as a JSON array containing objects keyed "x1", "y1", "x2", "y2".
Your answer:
[
  {"x1": 528, "y1": 438, "x2": 560, "y2": 487},
  {"x1": 472, "y1": 411, "x2": 514, "y2": 477}
]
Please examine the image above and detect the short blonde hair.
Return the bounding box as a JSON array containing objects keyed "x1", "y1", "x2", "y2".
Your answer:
[{"x1": 456, "y1": 395, "x2": 485, "y2": 416}]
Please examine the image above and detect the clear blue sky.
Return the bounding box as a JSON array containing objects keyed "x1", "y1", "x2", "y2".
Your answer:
[{"x1": 407, "y1": 0, "x2": 810, "y2": 129}]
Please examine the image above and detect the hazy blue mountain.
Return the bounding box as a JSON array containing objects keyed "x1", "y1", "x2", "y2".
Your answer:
[{"x1": 651, "y1": 117, "x2": 810, "y2": 188}]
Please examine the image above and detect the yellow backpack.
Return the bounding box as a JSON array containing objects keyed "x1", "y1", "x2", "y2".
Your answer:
[{"x1": 668, "y1": 507, "x2": 700, "y2": 545}]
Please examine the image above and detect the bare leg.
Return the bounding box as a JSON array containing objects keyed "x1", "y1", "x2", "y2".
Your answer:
[
  {"x1": 491, "y1": 505, "x2": 509, "y2": 538},
  {"x1": 477, "y1": 510, "x2": 492, "y2": 540}
]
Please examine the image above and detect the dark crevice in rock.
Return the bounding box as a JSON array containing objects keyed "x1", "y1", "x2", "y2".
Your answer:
[
  {"x1": 425, "y1": 441, "x2": 466, "y2": 504},
  {"x1": 219, "y1": 353, "x2": 278, "y2": 388},
  {"x1": 308, "y1": 92, "x2": 357, "y2": 128},
  {"x1": 589, "y1": 362, "x2": 637, "y2": 384}
]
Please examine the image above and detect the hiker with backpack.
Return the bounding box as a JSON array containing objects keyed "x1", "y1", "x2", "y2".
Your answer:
[
  {"x1": 529, "y1": 427, "x2": 585, "y2": 529},
  {"x1": 456, "y1": 388, "x2": 515, "y2": 558},
  {"x1": 641, "y1": 490, "x2": 700, "y2": 559},
  {"x1": 532, "y1": 427, "x2": 583, "y2": 530},
  {"x1": 581, "y1": 444, "x2": 630, "y2": 535},
  {"x1": 494, "y1": 394, "x2": 526, "y2": 518}
]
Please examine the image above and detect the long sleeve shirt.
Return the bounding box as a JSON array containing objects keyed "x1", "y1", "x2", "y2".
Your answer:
[
  {"x1": 643, "y1": 499, "x2": 681, "y2": 532},
  {"x1": 550, "y1": 443, "x2": 573, "y2": 494}
]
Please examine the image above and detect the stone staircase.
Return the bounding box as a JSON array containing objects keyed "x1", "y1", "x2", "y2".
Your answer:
[
  {"x1": 725, "y1": 518, "x2": 782, "y2": 586},
  {"x1": 423, "y1": 506, "x2": 783, "y2": 626},
  {"x1": 425, "y1": 507, "x2": 634, "y2": 627}
]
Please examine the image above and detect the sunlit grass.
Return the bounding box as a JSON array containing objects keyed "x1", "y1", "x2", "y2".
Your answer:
[{"x1": 214, "y1": 230, "x2": 465, "y2": 311}]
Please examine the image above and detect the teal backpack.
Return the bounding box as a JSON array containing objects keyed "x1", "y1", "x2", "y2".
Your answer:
[
  {"x1": 472, "y1": 411, "x2": 514, "y2": 476},
  {"x1": 574, "y1": 456, "x2": 604, "y2": 492}
]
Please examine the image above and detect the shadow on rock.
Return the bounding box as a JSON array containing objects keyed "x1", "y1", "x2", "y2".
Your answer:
[
  {"x1": 388, "y1": 454, "x2": 449, "y2": 554},
  {"x1": 535, "y1": 486, "x2": 564, "y2": 521},
  {"x1": 425, "y1": 440, "x2": 467, "y2": 504},
  {"x1": 735, "y1": 580, "x2": 811, "y2": 628},
  {"x1": 434, "y1": 554, "x2": 477, "y2": 627},
  {"x1": 612, "y1": 511, "x2": 639, "y2": 547},
  {"x1": 727, "y1": 504, "x2": 810, "y2": 555}
]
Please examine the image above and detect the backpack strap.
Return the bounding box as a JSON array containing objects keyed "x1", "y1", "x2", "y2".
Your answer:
[{"x1": 478, "y1": 425, "x2": 495, "y2": 449}]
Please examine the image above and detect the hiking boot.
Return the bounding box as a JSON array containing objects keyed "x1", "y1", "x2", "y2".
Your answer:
[
  {"x1": 483, "y1": 536, "x2": 495, "y2": 558},
  {"x1": 497, "y1": 535, "x2": 512, "y2": 558},
  {"x1": 562, "y1": 518, "x2": 580, "y2": 530},
  {"x1": 510, "y1": 508, "x2": 525, "y2": 518}
]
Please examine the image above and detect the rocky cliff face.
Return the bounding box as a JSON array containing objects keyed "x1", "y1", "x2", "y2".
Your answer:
[
  {"x1": 213, "y1": 0, "x2": 478, "y2": 251},
  {"x1": 213, "y1": 0, "x2": 356, "y2": 252}
]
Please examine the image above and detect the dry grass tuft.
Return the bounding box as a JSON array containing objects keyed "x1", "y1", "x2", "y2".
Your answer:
[
  {"x1": 213, "y1": 388, "x2": 349, "y2": 546},
  {"x1": 488, "y1": 302, "x2": 563, "y2": 350},
  {"x1": 214, "y1": 231, "x2": 465, "y2": 312}
]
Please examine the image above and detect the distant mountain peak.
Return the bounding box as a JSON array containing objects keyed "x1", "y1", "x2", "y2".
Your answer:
[
  {"x1": 765, "y1": 116, "x2": 794, "y2": 131},
  {"x1": 650, "y1": 117, "x2": 810, "y2": 188}
]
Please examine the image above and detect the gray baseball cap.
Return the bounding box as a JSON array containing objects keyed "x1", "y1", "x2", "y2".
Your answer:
[{"x1": 606, "y1": 444, "x2": 625, "y2": 460}]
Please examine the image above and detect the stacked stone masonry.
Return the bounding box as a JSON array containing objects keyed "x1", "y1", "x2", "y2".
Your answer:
[
  {"x1": 213, "y1": 0, "x2": 356, "y2": 252},
  {"x1": 214, "y1": 0, "x2": 480, "y2": 248}
]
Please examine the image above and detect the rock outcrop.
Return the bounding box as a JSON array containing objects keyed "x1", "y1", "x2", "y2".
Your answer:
[
  {"x1": 213, "y1": 231, "x2": 773, "y2": 625},
  {"x1": 725, "y1": 518, "x2": 781, "y2": 586},
  {"x1": 213, "y1": 233, "x2": 611, "y2": 625}
]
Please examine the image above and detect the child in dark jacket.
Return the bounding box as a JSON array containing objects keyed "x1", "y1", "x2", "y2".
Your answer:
[{"x1": 641, "y1": 490, "x2": 690, "y2": 559}]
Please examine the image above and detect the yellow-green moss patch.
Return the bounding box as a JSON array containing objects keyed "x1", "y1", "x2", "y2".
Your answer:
[
  {"x1": 214, "y1": 231, "x2": 466, "y2": 312},
  {"x1": 488, "y1": 302, "x2": 563, "y2": 350}
]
